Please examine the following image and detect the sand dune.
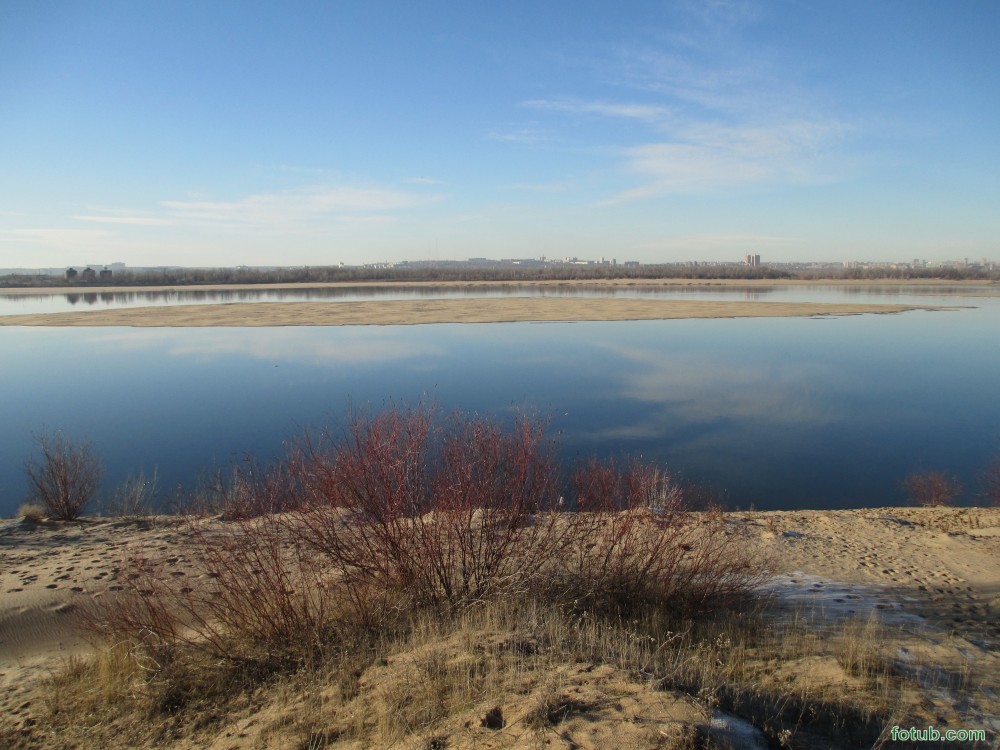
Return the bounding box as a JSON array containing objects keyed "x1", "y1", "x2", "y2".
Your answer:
[{"x1": 0, "y1": 508, "x2": 1000, "y2": 711}]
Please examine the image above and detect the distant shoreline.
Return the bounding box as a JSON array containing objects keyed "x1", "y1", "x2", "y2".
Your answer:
[{"x1": 0, "y1": 276, "x2": 995, "y2": 297}]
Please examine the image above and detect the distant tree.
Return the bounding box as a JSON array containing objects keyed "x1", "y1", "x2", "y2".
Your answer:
[
  {"x1": 24, "y1": 432, "x2": 102, "y2": 520},
  {"x1": 902, "y1": 471, "x2": 962, "y2": 507}
]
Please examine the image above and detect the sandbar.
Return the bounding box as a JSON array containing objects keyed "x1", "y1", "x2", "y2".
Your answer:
[{"x1": 0, "y1": 297, "x2": 940, "y2": 327}]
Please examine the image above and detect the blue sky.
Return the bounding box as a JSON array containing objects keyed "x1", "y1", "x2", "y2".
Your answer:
[{"x1": 1, "y1": 0, "x2": 998, "y2": 268}]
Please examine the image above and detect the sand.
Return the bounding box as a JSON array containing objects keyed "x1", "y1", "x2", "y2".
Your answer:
[
  {"x1": 0, "y1": 297, "x2": 942, "y2": 327},
  {"x1": 0, "y1": 508, "x2": 1000, "y2": 719}
]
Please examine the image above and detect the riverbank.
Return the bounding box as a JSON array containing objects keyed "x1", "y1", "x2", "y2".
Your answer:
[
  {"x1": 1, "y1": 506, "x2": 997, "y2": 748},
  {"x1": 1, "y1": 277, "x2": 997, "y2": 297}
]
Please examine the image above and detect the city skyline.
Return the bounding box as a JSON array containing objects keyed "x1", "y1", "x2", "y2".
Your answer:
[{"x1": 2, "y1": 1, "x2": 998, "y2": 269}]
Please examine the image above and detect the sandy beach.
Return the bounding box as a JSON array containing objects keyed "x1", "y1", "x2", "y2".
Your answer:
[{"x1": 2, "y1": 507, "x2": 997, "y2": 747}]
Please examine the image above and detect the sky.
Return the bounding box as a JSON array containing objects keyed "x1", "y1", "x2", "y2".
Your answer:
[{"x1": 1, "y1": 0, "x2": 998, "y2": 269}]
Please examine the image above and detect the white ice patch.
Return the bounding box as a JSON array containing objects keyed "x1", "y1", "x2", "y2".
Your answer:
[
  {"x1": 707, "y1": 710, "x2": 770, "y2": 750},
  {"x1": 760, "y1": 572, "x2": 925, "y2": 626}
]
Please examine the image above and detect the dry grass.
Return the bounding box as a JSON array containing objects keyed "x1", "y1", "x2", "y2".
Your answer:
[
  {"x1": 10, "y1": 593, "x2": 980, "y2": 750},
  {"x1": 16, "y1": 503, "x2": 46, "y2": 523},
  {"x1": 103, "y1": 469, "x2": 158, "y2": 519}
]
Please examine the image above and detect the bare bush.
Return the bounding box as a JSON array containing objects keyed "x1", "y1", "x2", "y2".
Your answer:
[
  {"x1": 558, "y1": 458, "x2": 759, "y2": 613},
  {"x1": 106, "y1": 469, "x2": 158, "y2": 519},
  {"x1": 216, "y1": 457, "x2": 299, "y2": 520},
  {"x1": 902, "y1": 471, "x2": 962, "y2": 507},
  {"x1": 421, "y1": 412, "x2": 567, "y2": 604},
  {"x1": 24, "y1": 431, "x2": 102, "y2": 520},
  {"x1": 982, "y1": 456, "x2": 1000, "y2": 506},
  {"x1": 80, "y1": 404, "x2": 765, "y2": 706},
  {"x1": 293, "y1": 406, "x2": 761, "y2": 618},
  {"x1": 293, "y1": 406, "x2": 570, "y2": 612},
  {"x1": 82, "y1": 513, "x2": 333, "y2": 668},
  {"x1": 183, "y1": 458, "x2": 299, "y2": 520}
]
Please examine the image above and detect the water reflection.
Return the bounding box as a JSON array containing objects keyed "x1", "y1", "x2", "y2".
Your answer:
[
  {"x1": 3, "y1": 282, "x2": 996, "y2": 316},
  {"x1": 1, "y1": 283, "x2": 786, "y2": 314},
  {"x1": 83, "y1": 327, "x2": 446, "y2": 366}
]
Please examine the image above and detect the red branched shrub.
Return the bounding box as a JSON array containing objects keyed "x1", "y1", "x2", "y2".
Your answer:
[
  {"x1": 82, "y1": 513, "x2": 332, "y2": 666},
  {"x1": 293, "y1": 406, "x2": 571, "y2": 610},
  {"x1": 422, "y1": 413, "x2": 566, "y2": 604},
  {"x1": 558, "y1": 458, "x2": 760, "y2": 612},
  {"x1": 902, "y1": 471, "x2": 962, "y2": 507},
  {"x1": 80, "y1": 404, "x2": 765, "y2": 679}
]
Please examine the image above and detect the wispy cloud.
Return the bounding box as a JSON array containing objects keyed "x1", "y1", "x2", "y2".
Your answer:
[
  {"x1": 519, "y1": 2, "x2": 854, "y2": 202},
  {"x1": 502, "y1": 181, "x2": 575, "y2": 193},
  {"x1": 601, "y1": 118, "x2": 848, "y2": 201},
  {"x1": 161, "y1": 185, "x2": 441, "y2": 227},
  {"x1": 521, "y1": 98, "x2": 671, "y2": 123},
  {"x1": 0, "y1": 227, "x2": 121, "y2": 266},
  {"x1": 637, "y1": 233, "x2": 802, "y2": 252},
  {"x1": 1, "y1": 181, "x2": 445, "y2": 267},
  {"x1": 486, "y1": 126, "x2": 552, "y2": 145},
  {"x1": 681, "y1": 0, "x2": 763, "y2": 29},
  {"x1": 528, "y1": 90, "x2": 850, "y2": 201},
  {"x1": 73, "y1": 215, "x2": 172, "y2": 226},
  {"x1": 0, "y1": 228, "x2": 112, "y2": 244},
  {"x1": 86, "y1": 328, "x2": 444, "y2": 366}
]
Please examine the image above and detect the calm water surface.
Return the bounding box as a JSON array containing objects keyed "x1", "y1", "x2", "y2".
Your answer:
[{"x1": 1, "y1": 285, "x2": 997, "y2": 515}]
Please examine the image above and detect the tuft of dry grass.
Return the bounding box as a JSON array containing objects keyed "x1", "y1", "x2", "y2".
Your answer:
[
  {"x1": 104, "y1": 469, "x2": 158, "y2": 519},
  {"x1": 17, "y1": 503, "x2": 46, "y2": 523}
]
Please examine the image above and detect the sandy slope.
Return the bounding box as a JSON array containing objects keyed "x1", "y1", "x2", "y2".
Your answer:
[{"x1": 1, "y1": 507, "x2": 997, "y2": 746}]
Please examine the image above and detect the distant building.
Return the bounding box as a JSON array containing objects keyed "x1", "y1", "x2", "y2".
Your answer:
[
  {"x1": 744, "y1": 253, "x2": 761, "y2": 268},
  {"x1": 99, "y1": 267, "x2": 113, "y2": 280},
  {"x1": 65, "y1": 267, "x2": 78, "y2": 281},
  {"x1": 81, "y1": 267, "x2": 97, "y2": 281}
]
